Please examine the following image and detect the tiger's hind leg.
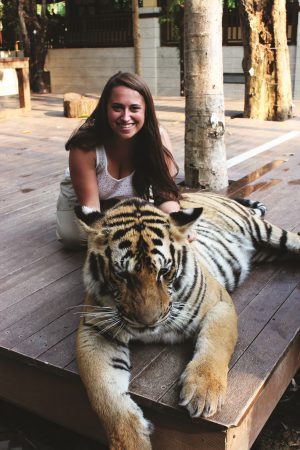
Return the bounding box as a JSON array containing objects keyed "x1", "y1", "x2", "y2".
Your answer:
[{"x1": 77, "y1": 316, "x2": 152, "y2": 450}]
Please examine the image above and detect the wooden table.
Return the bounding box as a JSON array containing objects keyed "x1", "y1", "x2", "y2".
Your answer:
[{"x1": 0, "y1": 57, "x2": 31, "y2": 111}]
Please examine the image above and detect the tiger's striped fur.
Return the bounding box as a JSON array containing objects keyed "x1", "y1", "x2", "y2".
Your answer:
[{"x1": 76, "y1": 192, "x2": 299, "y2": 450}]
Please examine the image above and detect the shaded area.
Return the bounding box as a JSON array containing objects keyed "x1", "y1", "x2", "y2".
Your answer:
[
  {"x1": 0, "y1": 372, "x2": 298, "y2": 449},
  {"x1": 253, "y1": 371, "x2": 300, "y2": 450},
  {"x1": 0, "y1": 400, "x2": 107, "y2": 450}
]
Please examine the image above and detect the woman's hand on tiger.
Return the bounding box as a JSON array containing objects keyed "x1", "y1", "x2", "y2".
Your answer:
[{"x1": 188, "y1": 230, "x2": 197, "y2": 242}]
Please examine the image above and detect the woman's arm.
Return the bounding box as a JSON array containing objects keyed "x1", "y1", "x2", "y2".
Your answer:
[
  {"x1": 69, "y1": 148, "x2": 101, "y2": 211},
  {"x1": 160, "y1": 128, "x2": 196, "y2": 241}
]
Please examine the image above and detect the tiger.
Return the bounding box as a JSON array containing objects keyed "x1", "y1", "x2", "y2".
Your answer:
[{"x1": 75, "y1": 192, "x2": 300, "y2": 450}]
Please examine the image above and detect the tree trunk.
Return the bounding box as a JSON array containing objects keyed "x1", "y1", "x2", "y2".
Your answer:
[
  {"x1": 132, "y1": 0, "x2": 142, "y2": 76},
  {"x1": 28, "y1": 0, "x2": 49, "y2": 92},
  {"x1": 184, "y1": 0, "x2": 228, "y2": 190},
  {"x1": 17, "y1": 0, "x2": 49, "y2": 92},
  {"x1": 18, "y1": 0, "x2": 31, "y2": 57},
  {"x1": 239, "y1": 0, "x2": 293, "y2": 121}
]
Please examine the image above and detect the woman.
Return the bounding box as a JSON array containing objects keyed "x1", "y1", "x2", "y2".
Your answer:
[{"x1": 56, "y1": 71, "x2": 181, "y2": 248}]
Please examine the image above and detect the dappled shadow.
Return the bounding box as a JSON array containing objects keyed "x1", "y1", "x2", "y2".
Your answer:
[{"x1": 44, "y1": 110, "x2": 64, "y2": 117}]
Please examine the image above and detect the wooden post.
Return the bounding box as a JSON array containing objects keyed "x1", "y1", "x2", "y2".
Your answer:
[
  {"x1": 132, "y1": 0, "x2": 142, "y2": 76},
  {"x1": 16, "y1": 65, "x2": 31, "y2": 111}
]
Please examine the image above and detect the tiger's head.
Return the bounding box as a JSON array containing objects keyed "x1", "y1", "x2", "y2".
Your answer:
[{"x1": 75, "y1": 198, "x2": 202, "y2": 333}]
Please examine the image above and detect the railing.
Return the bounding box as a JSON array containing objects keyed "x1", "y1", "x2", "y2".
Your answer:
[
  {"x1": 47, "y1": 3, "x2": 299, "y2": 49},
  {"x1": 48, "y1": 11, "x2": 133, "y2": 48},
  {"x1": 161, "y1": 2, "x2": 299, "y2": 47},
  {"x1": 160, "y1": 9, "x2": 181, "y2": 46},
  {"x1": 222, "y1": 4, "x2": 242, "y2": 46},
  {"x1": 286, "y1": 0, "x2": 299, "y2": 45}
]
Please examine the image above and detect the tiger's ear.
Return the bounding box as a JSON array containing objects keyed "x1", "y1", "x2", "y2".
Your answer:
[
  {"x1": 170, "y1": 208, "x2": 203, "y2": 232},
  {"x1": 74, "y1": 205, "x2": 104, "y2": 234}
]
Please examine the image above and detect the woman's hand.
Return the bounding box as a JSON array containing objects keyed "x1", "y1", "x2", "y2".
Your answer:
[
  {"x1": 188, "y1": 230, "x2": 197, "y2": 242},
  {"x1": 158, "y1": 200, "x2": 180, "y2": 214}
]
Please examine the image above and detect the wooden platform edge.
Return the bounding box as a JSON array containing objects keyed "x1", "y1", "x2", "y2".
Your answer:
[
  {"x1": 0, "y1": 330, "x2": 299, "y2": 450},
  {"x1": 226, "y1": 332, "x2": 300, "y2": 450},
  {"x1": 0, "y1": 347, "x2": 228, "y2": 450}
]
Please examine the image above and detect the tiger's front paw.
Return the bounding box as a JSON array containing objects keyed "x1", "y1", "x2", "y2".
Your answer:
[
  {"x1": 179, "y1": 361, "x2": 227, "y2": 418},
  {"x1": 110, "y1": 398, "x2": 153, "y2": 450}
]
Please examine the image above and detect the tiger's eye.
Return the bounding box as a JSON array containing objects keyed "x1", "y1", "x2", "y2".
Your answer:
[{"x1": 158, "y1": 268, "x2": 169, "y2": 279}]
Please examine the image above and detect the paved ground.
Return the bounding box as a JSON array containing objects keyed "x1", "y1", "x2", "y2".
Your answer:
[{"x1": 0, "y1": 94, "x2": 299, "y2": 449}]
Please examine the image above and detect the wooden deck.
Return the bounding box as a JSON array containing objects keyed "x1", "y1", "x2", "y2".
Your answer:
[{"x1": 0, "y1": 95, "x2": 299, "y2": 449}]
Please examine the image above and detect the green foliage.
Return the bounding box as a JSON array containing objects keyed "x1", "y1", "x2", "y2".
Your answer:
[
  {"x1": 1, "y1": 0, "x2": 20, "y2": 48},
  {"x1": 113, "y1": 0, "x2": 131, "y2": 9},
  {"x1": 227, "y1": 0, "x2": 237, "y2": 10},
  {"x1": 37, "y1": 2, "x2": 66, "y2": 17},
  {"x1": 167, "y1": 0, "x2": 184, "y2": 12}
]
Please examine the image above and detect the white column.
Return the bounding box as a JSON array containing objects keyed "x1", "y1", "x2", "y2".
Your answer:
[
  {"x1": 139, "y1": 7, "x2": 161, "y2": 95},
  {"x1": 293, "y1": 9, "x2": 300, "y2": 99}
]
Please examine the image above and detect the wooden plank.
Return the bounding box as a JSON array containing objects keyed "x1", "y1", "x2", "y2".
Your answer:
[
  {"x1": 0, "y1": 167, "x2": 64, "y2": 200},
  {"x1": 39, "y1": 332, "x2": 77, "y2": 368},
  {"x1": 0, "y1": 224, "x2": 58, "y2": 267},
  {"x1": 130, "y1": 342, "x2": 168, "y2": 379},
  {"x1": 227, "y1": 136, "x2": 300, "y2": 183},
  {"x1": 0, "y1": 184, "x2": 59, "y2": 215},
  {"x1": 0, "y1": 57, "x2": 29, "y2": 69},
  {"x1": 0, "y1": 280, "x2": 83, "y2": 349},
  {"x1": 211, "y1": 284, "x2": 300, "y2": 427},
  {"x1": 230, "y1": 263, "x2": 299, "y2": 366},
  {"x1": 231, "y1": 263, "x2": 281, "y2": 315},
  {"x1": 12, "y1": 309, "x2": 80, "y2": 359},
  {"x1": 0, "y1": 267, "x2": 83, "y2": 332},
  {"x1": 0, "y1": 232, "x2": 59, "y2": 280},
  {"x1": 0, "y1": 250, "x2": 83, "y2": 310},
  {"x1": 226, "y1": 334, "x2": 300, "y2": 450}
]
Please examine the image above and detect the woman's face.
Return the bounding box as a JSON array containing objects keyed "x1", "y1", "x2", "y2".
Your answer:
[{"x1": 107, "y1": 86, "x2": 146, "y2": 141}]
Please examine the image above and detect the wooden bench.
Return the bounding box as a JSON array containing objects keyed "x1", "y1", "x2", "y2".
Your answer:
[
  {"x1": 0, "y1": 109, "x2": 299, "y2": 449},
  {"x1": 0, "y1": 57, "x2": 31, "y2": 118}
]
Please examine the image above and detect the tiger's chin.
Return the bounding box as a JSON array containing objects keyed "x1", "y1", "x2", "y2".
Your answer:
[{"x1": 122, "y1": 311, "x2": 171, "y2": 331}]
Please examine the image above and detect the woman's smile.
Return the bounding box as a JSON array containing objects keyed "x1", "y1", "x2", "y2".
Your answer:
[{"x1": 107, "y1": 86, "x2": 146, "y2": 140}]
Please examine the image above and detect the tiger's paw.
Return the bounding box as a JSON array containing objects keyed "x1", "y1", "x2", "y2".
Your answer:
[
  {"x1": 110, "y1": 398, "x2": 153, "y2": 450},
  {"x1": 179, "y1": 361, "x2": 227, "y2": 418}
]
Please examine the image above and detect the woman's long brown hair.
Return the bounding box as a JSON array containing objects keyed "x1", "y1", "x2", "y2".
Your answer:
[{"x1": 65, "y1": 72, "x2": 180, "y2": 204}]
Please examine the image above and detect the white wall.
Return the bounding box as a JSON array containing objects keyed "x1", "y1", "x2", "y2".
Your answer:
[
  {"x1": 0, "y1": 68, "x2": 18, "y2": 96},
  {"x1": 293, "y1": 11, "x2": 300, "y2": 99},
  {"x1": 2, "y1": 9, "x2": 296, "y2": 99},
  {"x1": 45, "y1": 47, "x2": 135, "y2": 95}
]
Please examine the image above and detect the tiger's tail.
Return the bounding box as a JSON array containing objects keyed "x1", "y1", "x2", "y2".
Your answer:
[
  {"x1": 253, "y1": 218, "x2": 300, "y2": 257},
  {"x1": 234, "y1": 198, "x2": 267, "y2": 217}
]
